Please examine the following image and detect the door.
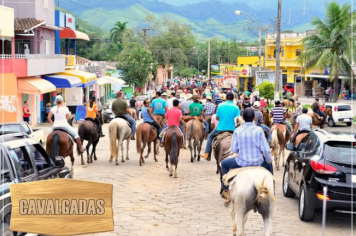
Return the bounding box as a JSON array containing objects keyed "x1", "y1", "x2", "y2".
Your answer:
[
  {"x1": 26, "y1": 144, "x2": 54, "y2": 178},
  {"x1": 8, "y1": 147, "x2": 37, "y2": 182}
]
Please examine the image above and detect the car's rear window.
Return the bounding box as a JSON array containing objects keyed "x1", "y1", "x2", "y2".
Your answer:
[
  {"x1": 0, "y1": 125, "x2": 21, "y2": 133},
  {"x1": 337, "y1": 105, "x2": 351, "y2": 111},
  {"x1": 324, "y1": 141, "x2": 356, "y2": 164}
]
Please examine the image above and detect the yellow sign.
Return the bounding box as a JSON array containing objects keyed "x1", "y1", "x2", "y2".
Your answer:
[
  {"x1": 10, "y1": 179, "x2": 114, "y2": 236},
  {"x1": 64, "y1": 55, "x2": 76, "y2": 67}
]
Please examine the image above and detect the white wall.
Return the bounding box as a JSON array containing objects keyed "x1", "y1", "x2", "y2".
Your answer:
[{"x1": 65, "y1": 87, "x2": 83, "y2": 106}]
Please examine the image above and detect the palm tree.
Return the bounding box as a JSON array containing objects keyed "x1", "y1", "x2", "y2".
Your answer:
[
  {"x1": 110, "y1": 21, "x2": 128, "y2": 46},
  {"x1": 298, "y1": 1, "x2": 355, "y2": 102}
]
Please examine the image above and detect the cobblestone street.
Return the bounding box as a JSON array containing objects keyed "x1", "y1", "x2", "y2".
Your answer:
[{"x1": 51, "y1": 122, "x2": 356, "y2": 236}]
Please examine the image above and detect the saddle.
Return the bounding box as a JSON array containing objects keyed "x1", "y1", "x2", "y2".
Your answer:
[
  {"x1": 212, "y1": 131, "x2": 233, "y2": 152},
  {"x1": 85, "y1": 118, "x2": 100, "y2": 134},
  {"x1": 183, "y1": 116, "x2": 204, "y2": 123},
  {"x1": 52, "y1": 128, "x2": 74, "y2": 144},
  {"x1": 115, "y1": 115, "x2": 132, "y2": 128},
  {"x1": 144, "y1": 122, "x2": 158, "y2": 134},
  {"x1": 313, "y1": 112, "x2": 321, "y2": 120}
]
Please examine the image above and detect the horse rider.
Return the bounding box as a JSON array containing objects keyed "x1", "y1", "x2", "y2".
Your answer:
[
  {"x1": 141, "y1": 99, "x2": 161, "y2": 141},
  {"x1": 47, "y1": 95, "x2": 85, "y2": 153},
  {"x1": 167, "y1": 92, "x2": 176, "y2": 109},
  {"x1": 129, "y1": 95, "x2": 138, "y2": 116},
  {"x1": 86, "y1": 96, "x2": 105, "y2": 137},
  {"x1": 201, "y1": 92, "x2": 240, "y2": 161},
  {"x1": 203, "y1": 95, "x2": 216, "y2": 125},
  {"x1": 220, "y1": 108, "x2": 273, "y2": 200},
  {"x1": 151, "y1": 91, "x2": 168, "y2": 119},
  {"x1": 286, "y1": 90, "x2": 294, "y2": 105},
  {"x1": 290, "y1": 107, "x2": 312, "y2": 144},
  {"x1": 252, "y1": 101, "x2": 271, "y2": 144},
  {"x1": 187, "y1": 95, "x2": 209, "y2": 139},
  {"x1": 181, "y1": 93, "x2": 193, "y2": 116},
  {"x1": 112, "y1": 91, "x2": 136, "y2": 140},
  {"x1": 159, "y1": 99, "x2": 185, "y2": 147},
  {"x1": 270, "y1": 100, "x2": 293, "y2": 134},
  {"x1": 312, "y1": 98, "x2": 326, "y2": 127},
  {"x1": 291, "y1": 101, "x2": 303, "y2": 125}
]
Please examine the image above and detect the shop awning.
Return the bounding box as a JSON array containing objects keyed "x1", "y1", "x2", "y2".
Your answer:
[
  {"x1": 60, "y1": 27, "x2": 90, "y2": 41},
  {"x1": 17, "y1": 77, "x2": 56, "y2": 94},
  {"x1": 97, "y1": 78, "x2": 109, "y2": 85},
  {"x1": 101, "y1": 76, "x2": 126, "y2": 85},
  {"x1": 57, "y1": 70, "x2": 97, "y2": 88},
  {"x1": 42, "y1": 74, "x2": 82, "y2": 88}
]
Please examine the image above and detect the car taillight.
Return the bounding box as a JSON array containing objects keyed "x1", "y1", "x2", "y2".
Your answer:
[
  {"x1": 310, "y1": 160, "x2": 337, "y2": 174},
  {"x1": 334, "y1": 106, "x2": 338, "y2": 112}
]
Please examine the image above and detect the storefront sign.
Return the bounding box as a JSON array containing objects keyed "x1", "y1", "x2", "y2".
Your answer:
[
  {"x1": 211, "y1": 65, "x2": 220, "y2": 74},
  {"x1": 222, "y1": 75, "x2": 238, "y2": 87},
  {"x1": 65, "y1": 13, "x2": 75, "y2": 29},
  {"x1": 10, "y1": 179, "x2": 113, "y2": 235},
  {"x1": 230, "y1": 66, "x2": 251, "y2": 77}
]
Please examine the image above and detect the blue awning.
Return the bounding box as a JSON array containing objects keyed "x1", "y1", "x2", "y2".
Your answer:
[{"x1": 42, "y1": 74, "x2": 83, "y2": 88}]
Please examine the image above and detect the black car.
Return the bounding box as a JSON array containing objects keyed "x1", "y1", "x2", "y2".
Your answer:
[
  {"x1": 0, "y1": 132, "x2": 71, "y2": 236},
  {"x1": 283, "y1": 129, "x2": 356, "y2": 221}
]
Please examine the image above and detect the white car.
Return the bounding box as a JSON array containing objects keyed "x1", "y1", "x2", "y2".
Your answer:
[
  {"x1": 0, "y1": 122, "x2": 46, "y2": 145},
  {"x1": 324, "y1": 103, "x2": 353, "y2": 127}
]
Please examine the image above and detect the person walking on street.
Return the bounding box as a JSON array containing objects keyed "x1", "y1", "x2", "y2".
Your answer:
[
  {"x1": 291, "y1": 107, "x2": 312, "y2": 143},
  {"x1": 252, "y1": 102, "x2": 271, "y2": 143},
  {"x1": 220, "y1": 109, "x2": 273, "y2": 200},
  {"x1": 86, "y1": 96, "x2": 105, "y2": 137},
  {"x1": 23, "y1": 100, "x2": 31, "y2": 124},
  {"x1": 201, "y1": 92, "x2": 240, "y2": 161},
  {"x1": 112, "y1": 91, "x2": 136, "y2": 140},
  {"x1": 47, "y1": 95, "x2": 85, "y2": 153}
]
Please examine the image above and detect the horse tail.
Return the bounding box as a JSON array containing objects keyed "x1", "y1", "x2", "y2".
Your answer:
[
  {"x1": 170, "y1": 132, "x2": 178, "y2": 166},
  {"x1": 136, "y1": 126, "x2": 142, "y2": 154},
  {"x1": 109, "y1": 121, "x2": 118, "y2": 156},
  {"x1": 49, "y1": 133, "x2": 60, "y2": 161},
  {"x1": 190, "y1": 120, "x2": 194, "y2": 139},
  {"x1": 255, "y1": 176, "x2": 275, "y2": 204}
]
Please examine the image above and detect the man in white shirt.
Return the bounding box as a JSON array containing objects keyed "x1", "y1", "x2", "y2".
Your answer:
[
  {"x1": 291, "y1": 107, "x2": 312, "y2": 143},
  {"x1": 167, "y1": 92, "x2": 176, "y2": 109},
  {"x1": 292, "y1": 101, "x2": 303, "y2": 124}
]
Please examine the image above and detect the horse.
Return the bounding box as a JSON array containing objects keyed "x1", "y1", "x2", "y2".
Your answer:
[
  {"x1": 108, "y1": 118, "x2": 131, "y2": 165},
  {"x1": 164, "y1": 126, "x2": 183, "y2": 178},
  {"x1": 309, "y1": 113, "x2": 324, "y2": 128},
  {"x1": 282, "y1": 95, "x2": 298, "y2": 112},
  {"x1": 78, "y1": 111, "x2": 103, "y2": 165},
  {"x1": 128, "y1": 108, "x2": 138, "y2": 121},
  {"x1": 262, "y1": 109, "x2": 271, "y2": 127},
  {"x1": 270, "y1": 124, "x2": 291, "y2": 171},
  {"x1": 46, "y1": 117, "x2": 76, "y2": 175},
  {"x1": 227, "y1": 167, "x2": 275, "y2": 236},
  {"x1": 185, "y1": 118, "x2": 205, "y2": 163},
  {"x1": 136, "y1": 122, "x2": 158, "y2": 166}
]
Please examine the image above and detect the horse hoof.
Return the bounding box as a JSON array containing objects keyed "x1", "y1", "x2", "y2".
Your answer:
[
  {"x1": 122, "y1": 160, "x2": 125, "y2": 163},
  {"x1": 174, "y1": 174, "x2": 177, "y2": 178},
  {"x1": 116, "y1": 162, "x2": 119, "y2": 166},
  {"x1": 154, "y1": 159, "x2": 158, "y2": 162},
  {"x1": 224, "y1": 201, "x2": 230, "y2": 208},
  {"x1": 169, "y1": 173, "x2": 173, "y2": 177},
  {"x1": 126, "y1": 158, "x2": 129, "y2": 160},
  {"x1": 94, "y1": 158, "x2": 97, "y2": 161},
  {"x1": 191, "y1": 159, "x2": 193, "y2": 163},
  {"x1": 81, "y1": 162, "x2": 84, "y2": 165},
  {"x1": 139, "y1": 163, "x2": 142, "y2": 166}
]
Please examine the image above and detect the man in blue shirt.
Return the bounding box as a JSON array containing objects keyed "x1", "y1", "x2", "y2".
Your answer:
[
  {"x1": 220, "y1": 108, "x2": 273, "y2": 200},
  {"x1": 201, "y1": 92, "x2": 240, "y2": 161},
  {"x1": 150, "y1": 91, "x2": 168, "y2": 116}
]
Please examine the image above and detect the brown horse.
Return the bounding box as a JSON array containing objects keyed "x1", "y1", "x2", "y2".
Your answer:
[
  {"x1": 283, "y1": 95, "x2": 298, "y2": 112},
  {"x1": 309, "y1": 113, "x2": 324, "y2": 128},
  {"x1": 185, "y1": 118, "x2": 205, "y2": 163},
  {"x1": 164, "y1": 126, "x2": 183, "y2": 178},
  {"x1": 270, "y1": 123, "x2": 291, "y2": 171},
  {"x1": 46, "y1": 117, "x2": 76, "y2": 175},
  {"x1": 136, "y1": 123, "x2": 158, "y2": 166},
  {"x1": 262, "y1": 109, "x2": 271, "y2": 127}
]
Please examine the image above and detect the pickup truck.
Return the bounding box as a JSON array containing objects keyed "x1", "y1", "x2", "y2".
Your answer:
[{"x1": 0, "y1": 122, "x2": 45, "y2": 145}]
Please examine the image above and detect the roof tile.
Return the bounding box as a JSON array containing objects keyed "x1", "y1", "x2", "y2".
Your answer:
[{"x1": 15, "y1": 18, "x2": 45, "y2": 33}]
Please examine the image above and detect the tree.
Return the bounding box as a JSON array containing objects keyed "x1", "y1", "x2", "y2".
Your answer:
[
  {"x1": 298, "y1": 2, "x2": 355, "y2": 102},
  {"x1": 117, "y1": 44, "x2": 157, "y2": 87},
  {"x1": 256, "y1": 82, "x2": 275, "y2": 101},
  {"x1": 110, "y1": 21, "x2": 128, "y2": 48}
]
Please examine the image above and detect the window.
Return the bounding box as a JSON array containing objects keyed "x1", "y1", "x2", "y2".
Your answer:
[
  {"x1": 0, "y1": 149, "x2": 12, "y2": 184},
  {"x1": 44, "y1": 0, "x2": 49, "y2": 8},
  {"x1": 9, "y1": 147, "x2": 34, "y2": 178},
  {"x1": 304, "y1": 133, "x2": 321, "y2": 155},
  {"x1": 15, "y1": 39, "x2": 31, "y2": 54},
  {"x1": 27, "y1": 144, "x2": 51, "y2": 172},
  {"x1": 337, "y1": 105, "x2": 351, "y2": 111},
  {"x1": 21, "y1": 123, "x2": 31, "y2": 135},
  {"x1": 296, "y1": 49, "x2": 302, "y2": 56},
  {"x1": 294, "y1": 70, "x2": 301, "y2": 73},
  {"x1": 0, "y1": 124, "x2": 22, "y2": 133},
  {"x1": 45, "y1": 40, "x2": 50, "y2": 55}
]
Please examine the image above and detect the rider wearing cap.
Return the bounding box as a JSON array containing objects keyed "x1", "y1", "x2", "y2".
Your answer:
[
  {"x1": 86, "y1": 96, "x2": 105, "y2": 137},
  {"x1": 112, "y1": 91, "x2": 136, "y2": 140},
  {"x1": 188, "y1": 95, "x2": 209, "y2": 138},
  {"x1": 252, "y1": 101, "x2": 271, "y2": 143},
  {"x1": 201, "y1": 92, "x2": 240, "y2": 161},
  {"x1": 47, "y1": 95, "x2": 85, "y2": 153},
  {"x1": 220, "y1": 108, "x2": 273, "y2": 200},
  {"x1": 270, "y1": 100, "x2": 292, "y2": 133}
]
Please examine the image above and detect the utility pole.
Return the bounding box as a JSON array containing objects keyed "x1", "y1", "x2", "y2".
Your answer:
[
  {"x1": 141, "y1": 28, "x2": 153, "y2": 49},
  {"x1": 207, "y1": 40, "x2": 211, "y2": 80},
  {"x1": 258, "y1": 28, "x2": 262, "y2": 72},
  {"x1": 275, "y1": 0, "x2": 282, "y2": 101}
]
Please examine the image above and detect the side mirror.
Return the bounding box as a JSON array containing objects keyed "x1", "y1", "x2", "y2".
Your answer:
[
  {"x1": 54, "y1": 156, "x2": 65, "y2": 168},
  {"x1": 286, "y1": 142, "x2": 295, "y2": 151}
]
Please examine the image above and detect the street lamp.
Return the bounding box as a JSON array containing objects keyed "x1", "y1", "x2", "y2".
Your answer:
[{"x1": 235, "y1": 10, "x2": 266, "y2": 72}]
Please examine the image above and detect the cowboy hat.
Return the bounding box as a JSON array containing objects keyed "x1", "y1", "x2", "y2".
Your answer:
[
  {"x1": 162, "y1": 92, "x2": 168, "y2": 96},
  {"x1": 253, "y1": 101, "x2": 260, "y2": 108},
  {"x1": 206, "y1": 96, "x2": 212, "y2": 100},
  {"x1": 192, "y1": 95, "x2": 200, "y2": 101},
  {"x1": 219, "y1": 94, "x2": 226, "y2": 101},
  {"x1": 186, "y1": 94, "x2": 193, "y2": 99}
]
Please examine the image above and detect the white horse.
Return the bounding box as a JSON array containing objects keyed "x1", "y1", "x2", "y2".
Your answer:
[
  {"x1": 226, "y1": 167, "x2": 275, "y2": 236},
  {"x1": 108, "y1": 118, "x2": 131, "y2": 165}
]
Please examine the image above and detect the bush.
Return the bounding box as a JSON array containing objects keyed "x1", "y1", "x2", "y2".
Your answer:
[{"x1": 256, "y1": 82, "x2": 275, "y2": 100}]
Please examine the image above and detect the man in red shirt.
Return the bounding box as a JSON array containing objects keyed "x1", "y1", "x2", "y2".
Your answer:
[
  {"x1": 259, "y1": 97, "x2": 268, "y2": 109},
  {"x1": 23, "y1": 100, "x2": 31, "y2": 124},
  {"x1": 159, "y1": 99, "x2": 185, "y2": 147}
]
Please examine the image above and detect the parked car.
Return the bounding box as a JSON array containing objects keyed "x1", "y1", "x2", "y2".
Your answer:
[
  {"x1": 284, "y1": 85, "x2": 295, "y2": 95},
  {"x1": 103, "y1": 102, "x2": 115, "y2": 123},
  {"x1": 283, "y1": 129, "x2": 356, "y2": 221},
  {"x1": 0, "y1": 122, "x2": 45, "y2": 145},
  {"x1": 0, "y1": 131, "x2": 71, "y2": 236},
  {"x1": 324, "y1": 103, "x2": 353, "y2": 127}
]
